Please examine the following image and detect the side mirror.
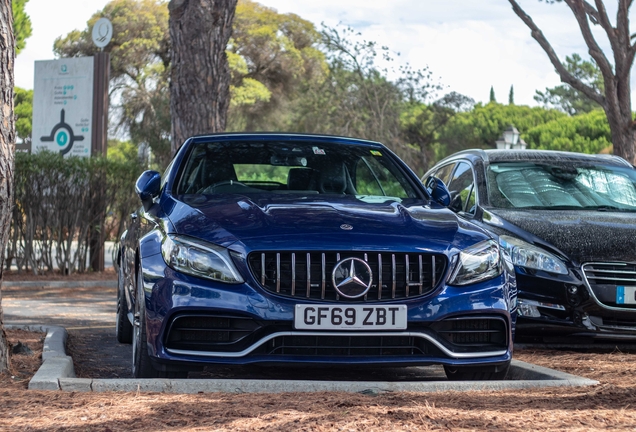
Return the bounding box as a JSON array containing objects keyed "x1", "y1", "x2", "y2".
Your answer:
[
  {"x1": 135, "y1": 170, "x2": 161, "y2": 211},
  {"x1": 424, "y1": 176, "x2": 451, "y2": 207}
]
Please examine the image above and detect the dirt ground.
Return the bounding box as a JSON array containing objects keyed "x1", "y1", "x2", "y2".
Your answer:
[{"x1": 3, "y1": 273, "x2": 636, "y2": 430}]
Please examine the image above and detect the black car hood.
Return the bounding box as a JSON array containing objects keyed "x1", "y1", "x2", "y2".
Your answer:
[
  {"x1": 488, "y1": 208, "x2": 636, "y2": 264},
  {"x1": 165, "y1": 194, "x2": 469, "y2": 252}
]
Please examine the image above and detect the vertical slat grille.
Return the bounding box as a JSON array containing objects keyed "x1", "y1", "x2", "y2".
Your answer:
[{"x1": 249, "y1": 251, "x2": 447, "y2": 302}]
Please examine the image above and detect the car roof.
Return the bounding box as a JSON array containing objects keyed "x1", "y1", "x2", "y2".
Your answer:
[{"x1": 435, "y1": 148, "x2": 632, "y2": 168}]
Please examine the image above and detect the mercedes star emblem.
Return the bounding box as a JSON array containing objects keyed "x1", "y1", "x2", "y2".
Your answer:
[{"x1": 332, "y1": 257, "x2": 373, "y2": 298}]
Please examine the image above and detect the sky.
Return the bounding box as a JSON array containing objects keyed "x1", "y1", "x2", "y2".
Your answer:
[{"x1": 14, "y1": 0, "x2": 631, "y2": 106}]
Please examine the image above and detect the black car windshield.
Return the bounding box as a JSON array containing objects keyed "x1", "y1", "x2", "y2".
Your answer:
[
  {"x1": 175, "y1": 140, "x2": 419, "y2": 201},
  {"x1": 487, "y1": 161, "x2": 636, "y2": 211}
]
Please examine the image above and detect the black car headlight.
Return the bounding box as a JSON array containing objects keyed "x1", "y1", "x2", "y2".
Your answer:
[
  {"x1": 499, "y1": 235, "x2": 567, "y2": 275},
  {"x1": 161, "y1": 235, "x2": 244, "y2": 283},
  {"x1": 447, "y1": 239, "x2": 503, "y2": 286}
]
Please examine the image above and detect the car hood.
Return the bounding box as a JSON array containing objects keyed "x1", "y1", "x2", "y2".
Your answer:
[
  {"x1": 488, "y1": 208, "x2": 636, "y2": 264},
  {"x1": 165, "y1": 195, "x2": 470, "y2": 253}
]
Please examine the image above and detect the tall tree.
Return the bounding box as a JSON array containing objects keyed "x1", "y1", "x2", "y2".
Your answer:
[
  {"x1": 14, "y1": 86, "x2": 31, "y2": 144},
  {"x1": 168, "y1": 0, "x2": 238, "y2": 153},
  {"x1": 508, "y1": 85, "x2": 515, "y2": 105},
  {"x1": 0, "y1": 0, "x2": 15, "y2": 373},
  {"x1": 11, "y1": 0, "x2": 31, "y2": 55},
  {"x1": 489, "y1": 86, "x2": 496, "y2": 102},
  {"x1": 227, "y1": 0, "x2": 326, "y2": 131},
  {"x1": 534, "y1": 53, "x2": 603, "y2": 115},
  {"x1": 509, "y1": 0, "x2": 636, "y2": 163}
]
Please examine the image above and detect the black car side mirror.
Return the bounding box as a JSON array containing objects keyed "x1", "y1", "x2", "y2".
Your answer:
[
  {"x1": 424, "y1": 176, "x2": 451, "y2": 207},
  {"x1": 136, "y1": 170, "x2": 161, "y2": 211}
]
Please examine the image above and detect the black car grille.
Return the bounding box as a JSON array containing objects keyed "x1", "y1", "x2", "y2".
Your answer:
[
  {"x1": 164, "y1": 314, "x2": 507, "y2": 358},
  {"x1": 165, "y1": 315, "x2": 262, "y2": 352},
  {"x1": 582, "y1": 262, "x2": 636, "y2": 310},
  {"x1": 248, "y1": 251, "x2": 447, "y2": 302},
  {"x1": 263, "y1": 335, "x2": 443, "y2": 357},
  {"x1": 431, "y1": 317, "x2": 508, "y2": 353}
]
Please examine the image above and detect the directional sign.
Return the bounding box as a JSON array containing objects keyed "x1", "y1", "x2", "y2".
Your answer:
[{"x1": 32, "y1": 57, "x2": 94, "y2": 157}]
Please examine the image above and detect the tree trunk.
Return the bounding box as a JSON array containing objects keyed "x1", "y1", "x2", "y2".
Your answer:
[
  {"x1": 168, "y1": 0, "x2": 238, "y2": 154},
  {"x1": 509, "y1": 0, "x2": 636, "y2": 164},
  {"x1": 0, "y1": 0, "x2": 15, "y2": 373}
]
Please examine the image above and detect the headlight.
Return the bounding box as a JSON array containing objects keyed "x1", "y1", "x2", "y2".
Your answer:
[
  {"x1": 447, "y1": 239, "x2": 503, "y2": 286},
  {"x1": 161, "y1": 235, "x2": 244, "y2": 283},
  {"x1": 499, "y1": 235, "x2": 568, "y2": 275}
]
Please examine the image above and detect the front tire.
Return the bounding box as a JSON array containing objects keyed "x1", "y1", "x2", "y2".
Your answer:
[
  {"x1": 116, "y1": 263, "x2": 133, "y2": 344},
  {"x1": 132, "y1": 265, "x2": 188, "y2": 378},
  {"x1": 444, "y1": 361, "x2": 510, "y2": 381}
]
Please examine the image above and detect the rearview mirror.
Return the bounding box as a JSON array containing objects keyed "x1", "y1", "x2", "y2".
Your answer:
[
  {"x1": 424, "y1": 176, "x2": 451, "y2": 207},
  {"x1": 136, "y1": 170, "x2": 161, "y2": 211}
]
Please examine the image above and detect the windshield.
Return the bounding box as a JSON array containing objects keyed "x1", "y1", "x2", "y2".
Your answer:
[
  {"x1": 175, "y1": 140, "x2": 419, "y2": 201},
  {"x1": 487, "y1": 162, "x2": 636, "y2": 211}
]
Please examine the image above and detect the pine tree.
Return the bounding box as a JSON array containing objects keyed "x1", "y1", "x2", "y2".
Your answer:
[
  {"x1": 509, "y1": 85, "x2": 514, "y2": 105},
  {"x1": 489, "y1": 86, "x2": 496, "y2": 103}
]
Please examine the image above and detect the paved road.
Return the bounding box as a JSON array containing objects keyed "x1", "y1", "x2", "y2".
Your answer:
[{"x1": 3, "y1": 284, "x2": 132, "y2": 378}]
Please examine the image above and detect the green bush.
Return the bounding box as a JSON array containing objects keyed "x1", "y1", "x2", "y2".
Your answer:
[{"x1": 5, "y1": 151, "x2": 143, "y2": 274}]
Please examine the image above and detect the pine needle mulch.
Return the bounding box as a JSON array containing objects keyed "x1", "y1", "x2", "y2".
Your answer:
[{"x1": 2, "y1": 330, "x2": 636, "y2": 431}]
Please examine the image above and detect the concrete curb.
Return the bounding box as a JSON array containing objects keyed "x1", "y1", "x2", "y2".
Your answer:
[
  {"x1": 3, "y1": 280, "x2": 117, "y2": 288},
  {"x1": 5, "y1": 324, "x2": 76, "y2": 390},
  {"x1": 8, "y1": 325, "x2": 599, "y2": 393},
  {"x1": 56, "y1": 359, "x2": 598, "y2": 394}
]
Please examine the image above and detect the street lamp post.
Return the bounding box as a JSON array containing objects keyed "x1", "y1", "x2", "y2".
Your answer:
[{"x1": 495, "y1": 125, "x2": 526, "y2": 150}]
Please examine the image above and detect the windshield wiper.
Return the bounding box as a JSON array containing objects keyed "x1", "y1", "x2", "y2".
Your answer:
[
  {"x1": 581, "y1": 205, "x2": 636, "y2": 212},
  {"x1": 517, "y1": 205, "x2": 584, "y2": 210}
]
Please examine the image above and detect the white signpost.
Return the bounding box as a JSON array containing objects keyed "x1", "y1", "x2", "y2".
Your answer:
[{"x1": 32, "y1": 57, "x2": 94, "y2": 157}]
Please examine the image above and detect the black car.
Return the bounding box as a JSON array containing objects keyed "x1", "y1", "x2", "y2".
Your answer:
[{"x1": 423, "y1": 149, "x2": 636, "y2": 341}]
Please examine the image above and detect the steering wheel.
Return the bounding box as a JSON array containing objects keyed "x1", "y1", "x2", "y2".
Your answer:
[{"x1": 198, "y1": 180, "x2": 248, "y2": 194}]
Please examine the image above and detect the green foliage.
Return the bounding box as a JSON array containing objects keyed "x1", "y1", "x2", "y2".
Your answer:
[
  {"x1": 8, "y1": 151, "x2": 144, "y2": 273},
  {"x1": 107, "y1": 139, "x2": 138, "y2": 162},
  {"x1": 524, "y1": 109, "x2": 611, "y2": 154},
  {"x1": 508, "y1": 85, "x2": 514, "y2": 105},
  {"x1": 12, "y1": 0, "x2": 32, "y2": 55},
  {"x1": 293, "y1": 25, "x2": 443, "y2": 175},
  {"x1": 14, "y1": 86, "x2": 32, "y2": 143},
  {"x1": 489, "y1": 86, "x2": 496, "y2": 103},
  {"x1": 53, "y1": 0, "x2": 170, "y2": 82},
  {"x1": 435, "y1": 102, "x2": 566, "y2": 160},
  {"x1": 400, "y1": 92, "x2": 475, "y2": 173},
  {"x1": 534, "y1": 54, "x2": 603, "y2": 115},
  {"x1": 227, "y1": 51, "x2": 271, "y2": 108},
  {"x1": 226, "y1": 0, "x2": 327, "y2": 131}
]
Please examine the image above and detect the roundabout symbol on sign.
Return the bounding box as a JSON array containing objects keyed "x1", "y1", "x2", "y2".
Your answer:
[{"x1": 40, "y1": 109, "x2": 85, "y2": 156}]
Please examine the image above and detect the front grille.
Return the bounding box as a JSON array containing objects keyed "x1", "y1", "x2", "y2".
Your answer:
[
  {"x1": 431, "y1": 317, "x2": 508, "y2": 353},
  {"x1": 248, "y1": 251, "x2": 447, "y2": 302},
  {"x1": 582, "y1": 262, "x2": 636, "y2": 309},
  {"x1": 165, "y1": 315, "x2": 262, "y2": 352},
  {"x1": 264, "y1": 335, "x2": 443, "y2": 357}
]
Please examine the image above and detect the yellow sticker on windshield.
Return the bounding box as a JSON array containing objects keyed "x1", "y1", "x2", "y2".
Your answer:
[{"x1": 370, "y1": 150, "x2": 382, "y2": 156}]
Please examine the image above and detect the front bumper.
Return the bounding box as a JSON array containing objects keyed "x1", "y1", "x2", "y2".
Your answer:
[
  {"x1": 514, "y1": 269, "x2": 636, "y2": 340},
  {"x1": 139, "y1": 252, "x2": 515, "y2": 369}
]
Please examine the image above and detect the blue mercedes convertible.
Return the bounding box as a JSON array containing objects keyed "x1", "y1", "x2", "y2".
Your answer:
[{"x1": 116, "y1": 133, "x2": 517, "y2": 380}]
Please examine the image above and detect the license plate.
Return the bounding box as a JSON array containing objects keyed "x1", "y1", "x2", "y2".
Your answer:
[
  {"x1": 294, "y1": 304, "x2": 407, "y2": 330},
  {"x1": 617, "y1": 286, "x2": 636, "y2": 304}
]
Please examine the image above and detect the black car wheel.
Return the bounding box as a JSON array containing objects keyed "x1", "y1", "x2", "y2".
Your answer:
[
  {"x1": 132, "y1": 265, "x2": 188, "y2": 378},
  {"x1": 444, "y1": 361, "x2": 510, "y2": 381},
  {"x1": 115, "y1": 263, "x2": 133, "y2": 344}
]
